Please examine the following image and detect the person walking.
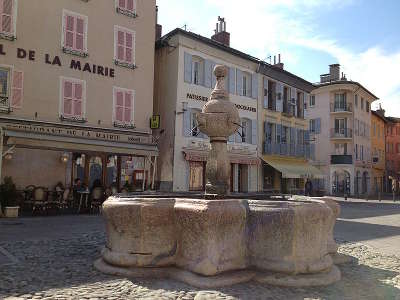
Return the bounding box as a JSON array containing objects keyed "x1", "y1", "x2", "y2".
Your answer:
[{"x1": 305, "y1": 179, "x2": 313, "y2": 197}]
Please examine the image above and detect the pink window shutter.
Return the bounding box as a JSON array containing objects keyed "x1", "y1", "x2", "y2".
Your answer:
[
  {"x1": 124, "y1": 92, "x2": 132, "y2": 123},
  {"x1": 11, "y1": 70, "x2": 23, "y2": 108},
  {"x1": 115, "y1": 90, "x2": 124, "y2": 122},
  {"x1": 75, "y1": 17, "x2": 85, "y2": 51},
  {"x1": 73, "y1": 83, "x2": 83, "y2": 117},
  {"x1": 127, "y1": 0, "x2": 134, "y2": 12},
  {"x1": 65, "y1": 15, "x2": 75, "y2": 49},
  {"x1": 118, "y1": 0, "x2": 126, "y2": 9},
  {"x1": 1, "y1": 0, "x2": 13, "y2": 34},
  {"x1": 125, "y1": 32, "x2": 133, "y2": 63},
  {"x1": 63, "y1": 81, "x2": 73, "y2": 116},
  {"x1": 117, "y1": 30, "x2": 125, "y2": 60}
]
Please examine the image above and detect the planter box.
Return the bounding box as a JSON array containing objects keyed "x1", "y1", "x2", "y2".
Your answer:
[{"x1": 4, "y1": 206, "x2": 19, "y2": 218}]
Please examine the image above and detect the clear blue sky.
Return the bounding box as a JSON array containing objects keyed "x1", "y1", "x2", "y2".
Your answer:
[{"x1": 157, "y1": 0, "x2": 400, "y2": 116}]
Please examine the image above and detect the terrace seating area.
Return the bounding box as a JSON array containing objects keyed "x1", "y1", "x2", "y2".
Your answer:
[{"x1": 16, "y1": 183, "x2": 126, "y2": 216}]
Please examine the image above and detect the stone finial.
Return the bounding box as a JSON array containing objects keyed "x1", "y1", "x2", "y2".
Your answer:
[{"x1": 211, "y1": 65, "x2": 229, "y2": 100}]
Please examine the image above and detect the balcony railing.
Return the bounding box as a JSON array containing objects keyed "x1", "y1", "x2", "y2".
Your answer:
[
  {"x1": 264, "y1": 142, "x2": 315, "y2": 160},
  {"x1": 0, "y1": 95, "x2": 10, "y2": 112},
  {"x1": 331, "y1": 155, "x2": 353, "y2": 165},
  {"x1": 330, "y1": 128, "x2": 353, "y2": 139},
  {"x1": 330, "y1": 103, "x2": 352, "y2": 113}
]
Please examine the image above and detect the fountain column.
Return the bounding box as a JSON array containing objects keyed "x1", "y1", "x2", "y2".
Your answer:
[{"x1": 196, "y1": 65, "x2": 240, "y2": 195}]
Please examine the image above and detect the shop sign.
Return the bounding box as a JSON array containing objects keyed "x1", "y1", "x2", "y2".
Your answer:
[
  {"x1": 0, "y1": 44, "x2": 115, "y2": 79},
  {"x1": 1, "y1": 122, "x2": 152, "y2": 145},
  {"x1": 186, "y1": 93, "x2": 256, "y2": 113},
  {"x1": 150, "y1": 115, "x2": 160, "y2": 129}
]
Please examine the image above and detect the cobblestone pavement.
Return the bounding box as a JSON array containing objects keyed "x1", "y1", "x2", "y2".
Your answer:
[{"x1": 0, "y1": 230, "x2": 399, "y2": 300}]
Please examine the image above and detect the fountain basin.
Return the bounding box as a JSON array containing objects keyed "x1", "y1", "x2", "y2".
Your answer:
[{"x1": 96, "y1": 196, "x2": 342, "y2": 287}]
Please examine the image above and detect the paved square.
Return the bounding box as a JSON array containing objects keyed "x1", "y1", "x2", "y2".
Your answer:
[{"x1": 0, "y1": 201, "x2": 399, "y2": 300}]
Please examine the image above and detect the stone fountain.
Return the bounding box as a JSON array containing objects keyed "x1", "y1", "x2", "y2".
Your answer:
[{"x1": 95, "y1": 66, "x2": 348, "y2": 288}]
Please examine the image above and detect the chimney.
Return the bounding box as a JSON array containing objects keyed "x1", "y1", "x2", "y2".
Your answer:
[
  {"x1": 329, "y1": 64, "x2": 340, "y2": 81},
  {"x1": 376, "y1": 104, "x2": 386, "y2": 118},
  {"x1": 155, "y1": 6, "x2": 162, "y2": 40},
  {"x1": 273, "y1": 53, "x2": 284, "y2": 69},
  {"x1": 211, "y1": 16, "x2": 230, "y2": 47}
]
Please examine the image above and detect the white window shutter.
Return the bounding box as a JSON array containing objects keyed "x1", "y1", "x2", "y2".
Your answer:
[
  {"x1": 251, "y1": 119, "x2": 258, "y2": 145},
  {"x1": 251, "y1": 73, "x2": 258, "y2": 99},
  {"x1": 184, "y1": 52, "x2": 192, "y2": 83},
  {"x1": 228, "y1": 134, "x2": 234, "y2": 142},
  {"x1": 236, "y1": 69, "x2": 243, "y2": 96},
  {"x1": 204, "y1": 60, "x2": 213, "y2": 88}
]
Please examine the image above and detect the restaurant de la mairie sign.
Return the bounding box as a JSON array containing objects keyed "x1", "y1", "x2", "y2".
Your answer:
[
  {"x1": 0, "y1": 44, "x2": 115, "y2": 78},
  {"x1": 1, "y1": 121, "x2": 151, "y2": 145}
]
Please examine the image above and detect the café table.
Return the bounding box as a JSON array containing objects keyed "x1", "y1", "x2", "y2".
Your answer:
[{"x1": 77, "y1": 190, "x2": 90, "y2": 214}]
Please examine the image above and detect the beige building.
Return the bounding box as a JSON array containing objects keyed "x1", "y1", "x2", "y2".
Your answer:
[
  {"x1": 257, "y1": 59, "x2": 322, "y2": 195},
  {"x1": 154, "y1": 21, "x2": 260, "y2": 192},
  {"x1": 0, "y1": 0, "x2": 158, "y2": 191},
  {"x1": 307, "y1": 64, "x2": 378, "y2": 196}
]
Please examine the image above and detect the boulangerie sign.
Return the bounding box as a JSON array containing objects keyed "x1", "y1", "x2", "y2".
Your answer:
[{"x1": 0, "y1": 44, "x2": 116, "y2": 78}]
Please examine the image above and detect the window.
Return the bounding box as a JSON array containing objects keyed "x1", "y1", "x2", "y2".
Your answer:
[
  {"x1": 116, "y1": 0, "x2": 137, "y2": 18},
  {"x1": 114, "y1": 26, "x2": 135, "y2": 68},
  {"x1": 310, "y1": 95, "x2": 315, "y2": 107},
  {"x1": 0, "y1": 0, "x2": 15, "y2": 39},
  {"x1": 361, "y1": 97, "x2": 364, "y2": 110},
  {"x1": 335, "y1": 143, "x2": 347, "y2": 155},
  {"x1": 366, "y1": 101, "x2": 370, "y2": 112},
  {"x1": 0, "y1": 66, "x2": 10, "y2": 108},
  {"x1": 192, "y1": 57, "x2": 204, "y2": 86},
  {"x1": 242, "y1": 75, "x2": 247, "y2": 97},
  {"x1": 355, "y1": 144, "x2": 358, "y2": 160},
  {"x1": 241, "y1": 119, "x2": 251, "y2": 143},
  {"x1": 11, "y1": 70, "x2": 23, "y2": 108},
  {"x1": 60, "y1": 77, "x2": 86, "y2": 121},
  {"x1": 113, "y1": 87, "x2": 134, "y2": 126},
  {"x1": 334, "y1": 93, "x2": 346, "y2": 109},
  {"x1": 309, "y1": 119, "x2": 316, "y2": 133},
  {"x1": 62, "y1": 10, "x2": 88, "y2": 56},
  {"x1": 335, "y1": 118, "x2": 346, "y2": 134},
  {"x1": 354, "y1": 94, "x2": 358, "y2": 108}
]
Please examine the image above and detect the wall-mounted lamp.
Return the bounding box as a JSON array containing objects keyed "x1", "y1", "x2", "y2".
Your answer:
[
  {"x1": 60, "y1": 152, "x2": 69, "y2": 163},
  {"x1": 4, "y1": 152, "x2": 13, "y2": 160}
]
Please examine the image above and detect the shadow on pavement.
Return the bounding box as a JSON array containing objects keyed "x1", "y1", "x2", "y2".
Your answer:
[
  {"x1": 338, "y1": 202, "x2": 400, "y2": 219},
  {"x1": 335, "y1": 219, "x2": 400, "y2": 242}
]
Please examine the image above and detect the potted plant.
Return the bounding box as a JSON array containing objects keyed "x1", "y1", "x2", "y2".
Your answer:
[{"x1": 0, "y1": 176, "x2": 19, "y2": 218}]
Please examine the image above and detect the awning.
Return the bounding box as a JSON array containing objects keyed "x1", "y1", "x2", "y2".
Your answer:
[
  {"x1": 5, "y1": 131, "x2": 158, "y2": 157},
  {"x1": 262, "y1": 156, "x2": 324, "y2": 179}
]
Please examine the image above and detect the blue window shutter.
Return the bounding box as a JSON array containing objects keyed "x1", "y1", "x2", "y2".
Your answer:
[
  {"x1": 204, "y1": 60, "x2": 213, "y2": 88},
  {"x1": 184, "y1": 52, "x2": 192, "y2": 83},
  {"x1": 290, "y1": 127, "x2": 296, "y2": 144},
  {"x1": 236, "y1": 69, "x2": 243, "y2": 96},
  {"x1": 229, "y1": 67, "x2": 236, "y2": 94},
  {"x1": 305, "y1": 130, "x2": 310, "y2": 144},
  {"x1": 251, "y1": 73, "x2": 258, "y2": 99},
  {"x1": 316, "y1": 118, "x2": 321, "y2": 134},
  {"x1": 183, "y1": 108, "x2": 191, "y2": 137},
  {"x1": 276, "y1": 124, "x2": 282, "y2": 143},
  {"x1": 251, "y1": 119, "x2": 258, "y2": 145},
  {"x1": 211, "y1": 62, "x2": 217, "y2": 88},
  {"x1": 276, "y1": 83, "x2": 283, "y2": 112},
  {"x1": 263, "y1": 78, "x2": 268, "y2": 108}
]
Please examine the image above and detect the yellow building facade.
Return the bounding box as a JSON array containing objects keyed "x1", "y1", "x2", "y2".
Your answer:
[{"x1": 371, "y1": 110, "x2": 387, "y2": 195}]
